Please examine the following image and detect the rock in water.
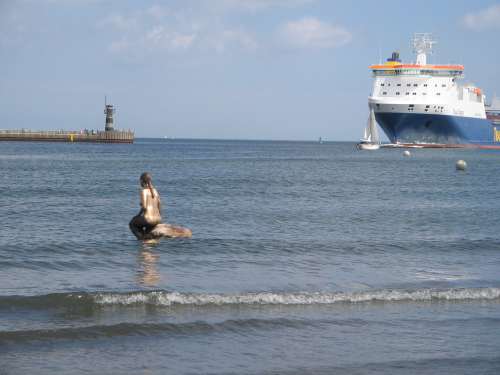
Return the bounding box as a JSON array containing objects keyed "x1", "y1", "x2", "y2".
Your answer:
[
  {"x1": 143, "y1": 223, "x2": 192, "y2": 240},
  {"x1": 403, "y1": 150, "x2": 411, "y2": 157},
  {"x1": 456, "y1": 160, "x2": 467, "y2": 171}
]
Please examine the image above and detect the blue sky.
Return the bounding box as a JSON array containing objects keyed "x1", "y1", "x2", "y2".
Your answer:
[{"x1": 1, "y1": 0, "x2": 499, "y2": 140}]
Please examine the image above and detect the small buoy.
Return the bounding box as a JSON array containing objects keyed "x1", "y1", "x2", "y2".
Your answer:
[
  {"x1": 456, "y1": 160, "x2": 467, "y2": 171},
  {"x1": 403, "y1": 150, "x2": 411, "y2": 157}
]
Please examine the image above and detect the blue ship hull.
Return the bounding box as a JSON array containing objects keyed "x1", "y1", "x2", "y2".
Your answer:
[{"x1": 375, "y1": 112, "x2": 499, "y2": 147}]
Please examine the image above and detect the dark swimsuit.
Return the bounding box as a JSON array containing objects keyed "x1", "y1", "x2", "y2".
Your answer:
[{"x1": 129, "y1": 210, "x2": 155, "y2": 240}]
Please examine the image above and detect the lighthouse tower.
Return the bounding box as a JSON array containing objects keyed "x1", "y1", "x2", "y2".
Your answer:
[{"x1": 104, "y1": 97, "x2": 115, "y2": 132}]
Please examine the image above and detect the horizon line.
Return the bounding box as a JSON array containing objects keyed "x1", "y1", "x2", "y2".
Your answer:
[{"x1": 135, "y1": 136, "x2": 361, "y2": 143}]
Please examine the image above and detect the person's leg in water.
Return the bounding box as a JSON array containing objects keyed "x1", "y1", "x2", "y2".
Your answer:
[{"x1": 129, "y1": 214, "x2": 153, "y2": 240}]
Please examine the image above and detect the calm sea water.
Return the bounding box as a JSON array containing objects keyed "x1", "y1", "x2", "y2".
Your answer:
[{"x1": 1, "y1": 139, "x2": 500, "y2": 374}]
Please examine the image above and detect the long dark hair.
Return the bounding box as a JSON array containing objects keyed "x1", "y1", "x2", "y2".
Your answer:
[{"x1": 140, "y1": 172, "x2": 155, "y2": 198}]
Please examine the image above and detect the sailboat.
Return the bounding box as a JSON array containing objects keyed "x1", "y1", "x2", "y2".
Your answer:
[{"x1": 357, "y1": 108, "x2": 380, "y2": 150}]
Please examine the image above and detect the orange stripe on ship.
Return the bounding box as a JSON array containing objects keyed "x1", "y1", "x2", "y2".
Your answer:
[{"x1": 370, "y1": 64, "x2": 464, "y2": 70}]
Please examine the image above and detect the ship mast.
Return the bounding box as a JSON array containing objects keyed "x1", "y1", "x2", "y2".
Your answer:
[{"x1": 412, "y1": 33, "x2": 436, "y2": 66}]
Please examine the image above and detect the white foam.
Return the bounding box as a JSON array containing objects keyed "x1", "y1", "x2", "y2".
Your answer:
[{"x1": 93, "y1": 287, "x2": 500, "y2": 306}]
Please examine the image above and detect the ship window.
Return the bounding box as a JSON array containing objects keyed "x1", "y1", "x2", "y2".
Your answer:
[
  {"x1": 397, "y1": 83, "x2": 401, "y2": 86},
  {"x1": 424, "y1": 84, "x2": 428, "y2": 87},
  {"x1": 436, "y1": 93, "x2": 441, "y2": 95},
  {"x1": 388, "y1": 83, "x2": 391, "y2": 86},
  {"x1": 442, "y1": 84, "x2": 446, "y2": 87},
  {"x1": 413, "y1": 84, "x2": 418, "y2": 87},
  {"x1": 396, "y1": 92, "x2": 400, "y2": 95},
  {"x1": 407, "y1": 84, "x2": 411, "y2": 87},
  {"x1": 422, "y1": 93, "x2": 427, "y2": 95},
  {"x1": 382, "y1": 91, "x2": 387, "y2": 95},
  {"x1": 409, "y1": 105, "x2": 414, "y2": 107},
  {"x1": 412, "y1": 92, "x2": 417, "y2": 95},
  {"x1": 406, "y1": 92, "x2": 410, "y2": 95},
  {"x1": 381, "y1": 83, "x2": 385, "y2": 86},
  {"x1": 426, "y1": 105, "x2": 430, "y2": 108}
]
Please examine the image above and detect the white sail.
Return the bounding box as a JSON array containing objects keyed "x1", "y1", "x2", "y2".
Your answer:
[
  {"x1": 357, "y1": 109, "x2": 380, "y2": 150},
  {"x1": 363, "y1": 120, "x2": 369, "y2": 141},
  {"x1": 369, "y1": 108, "x2": 380, "y2": 144}
]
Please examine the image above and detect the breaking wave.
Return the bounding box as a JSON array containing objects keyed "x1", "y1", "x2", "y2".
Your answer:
[
  {"x1": 92, "y1": 287, "x2": 500, "y2": 306},
  {"x1": 1, "y1": 287, "x2": 500, "y2": 310}
]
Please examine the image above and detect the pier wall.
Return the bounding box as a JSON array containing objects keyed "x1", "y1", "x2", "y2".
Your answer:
[{"x1": 0, "y1": 130, "x2": 134, "y2": 143}]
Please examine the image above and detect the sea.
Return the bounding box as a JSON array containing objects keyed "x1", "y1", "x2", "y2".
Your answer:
[{"x1": 1, "y1": 139, "x2": 500, "y2": 374}]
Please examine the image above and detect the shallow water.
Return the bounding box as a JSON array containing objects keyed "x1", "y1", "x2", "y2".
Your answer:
[{"x1": 1, "y1": 139, "x2": 500, "y2": 374}]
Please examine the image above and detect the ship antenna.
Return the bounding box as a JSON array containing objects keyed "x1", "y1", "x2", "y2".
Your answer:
[{"x1": 412, "y1": 33, "x2": 436, "y2": 65}]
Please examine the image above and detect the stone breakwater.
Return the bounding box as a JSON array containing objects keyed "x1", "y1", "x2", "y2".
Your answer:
[{"x1": 0, "y1": 129, "x2": 134, "y2": 143}]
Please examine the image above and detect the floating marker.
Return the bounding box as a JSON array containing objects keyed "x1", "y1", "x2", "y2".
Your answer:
[
  {"x1": 403, "y1": 150, "x2": 411, "y2": 157},
  {"x1": 456, "y1": 160, "x2": 467, "y2": 171}
]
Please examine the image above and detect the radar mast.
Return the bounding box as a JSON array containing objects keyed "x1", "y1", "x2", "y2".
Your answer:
[{"x1": 412, "y1": 33, "x2": 436, "y2": 65}]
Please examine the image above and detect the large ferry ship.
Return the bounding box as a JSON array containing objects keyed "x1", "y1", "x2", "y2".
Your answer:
[{"x1": 368, "y1": 33, "x2": 499, "y2": 148}]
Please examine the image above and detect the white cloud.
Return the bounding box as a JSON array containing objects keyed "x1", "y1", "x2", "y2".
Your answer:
[
  {"x1": 463, "y1": 4, "x2": 500, "y2": 31},
  {"x1": 145, "y1": 26, "x2": 196, "y2": 50},
  {"x1": 102, "y1": 4, "x2": 259, "y2": 55},
  {"x1": 277, "y1": 17, "x2": 352, "y2": 49},
  {"x1": 101, "y1": 3, "x2": 353, "y2": 57},
  {"x1": 221, "y1": 0, "x2": 314, "y2": 12}
]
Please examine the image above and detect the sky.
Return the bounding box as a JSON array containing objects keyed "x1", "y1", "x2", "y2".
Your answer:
[{"x1": 1, "y1": 0, "x2": 500, "y2": 140}]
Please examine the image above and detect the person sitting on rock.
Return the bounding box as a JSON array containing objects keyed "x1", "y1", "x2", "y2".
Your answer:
[{"x1": 129, "y1": 172, "x2": 162, "y2": 240}]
